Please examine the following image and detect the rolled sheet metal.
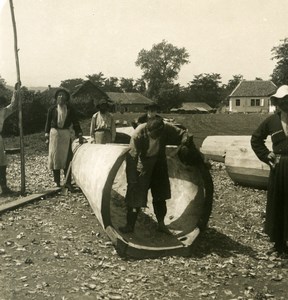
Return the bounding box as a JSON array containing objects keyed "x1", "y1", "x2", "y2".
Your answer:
[
  {"x1": 200, "y1": 135, "x2": 272, "y2": 162},
  {"x1": 72, "y1": 131, "x2": 213, "y2": 258},
  {"x1": 225, "y1": 142, "x2": 271, "y2": 189}
]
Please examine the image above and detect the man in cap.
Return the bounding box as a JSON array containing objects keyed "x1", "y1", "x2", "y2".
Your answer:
[
  {"x1": 251, "y1": 85, "x2": 288, "y2": 255},
  {"x1": 131, "y1": 101, "x2": 185, "y2": 130},
  {"x1": 90, "y1": 98, "x2": 116, "y2": 144},
  {"x1": 131, "y1": 102, "x2": 161, "y2": 129},
  {"x1": 0, "y1": 82, "x2": 20, "y2": 196},
  {"x1": 119, "y1": 115, "x2": 193, "y2": 234}
]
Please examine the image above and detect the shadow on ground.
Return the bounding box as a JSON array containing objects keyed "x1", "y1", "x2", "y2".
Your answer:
[{"x1": 190, "y1": 227, "x2": 257, "y2": 258}]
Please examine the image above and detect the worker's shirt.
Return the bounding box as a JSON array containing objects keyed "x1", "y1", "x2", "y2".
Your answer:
[
  {"x1": 280, "y1": 110, "x2": 288, "y2": 136},
  {"x1": 127, "y1": 122, "x2": 188, "y2": 183},
  {"x1": 90, "y1": 111, "x2": 116, "y2": 142},
  {"x1": 146, "y1": 137, "x2": 160, "y2": 157},
  {"x1": 0, "y1": 91, "x2": 18, "y2": 133}
]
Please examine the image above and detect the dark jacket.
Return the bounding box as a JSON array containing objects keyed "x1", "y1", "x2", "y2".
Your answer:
[
  {"x1": 45, "y1": 105, "x2": 82, "y2": 137},
  {"x1": 251, "y1": 112, "x2": 288, "y2": 164},
  {"x1": 126, "y1": 122, "x2": 188, "y2": 183}
]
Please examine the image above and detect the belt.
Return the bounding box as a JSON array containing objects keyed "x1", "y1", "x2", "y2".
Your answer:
[{"x1": 95, "y1": 129, "x2": 110, "y2": 132}]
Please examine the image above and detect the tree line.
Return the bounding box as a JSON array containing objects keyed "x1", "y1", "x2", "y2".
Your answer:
[{"x1": 0, "y1": 38, "x2": 287, "y2": 135}]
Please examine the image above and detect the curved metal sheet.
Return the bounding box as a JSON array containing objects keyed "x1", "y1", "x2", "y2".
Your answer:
[{"x1": 72, "y1": 132, "x2": 213, "y2": 257}]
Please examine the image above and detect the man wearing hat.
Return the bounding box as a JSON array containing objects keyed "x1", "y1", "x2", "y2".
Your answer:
[
  {"x1": 90, "y1": 98, "x2": 116, "y2": 144},
  {"x1": 131, "y1": 102, "x2": 161, "y2": 129},
  {"x1": 0, "y1": 82, "x2": 20, "y2": 196},
  {"x1": 119, "y1": 115, "x2": 192, "y2": 235},
  {"x1": 251, "y1": 85, "x2": 288, "y2": 255},
  {"x1": 45, "y1": 88, "x2": 83, "y2": 192}
]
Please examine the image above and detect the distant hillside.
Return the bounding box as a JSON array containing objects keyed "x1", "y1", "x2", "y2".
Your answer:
[
  {"x1": 6, "y1": 85, "x2": 47, "y2": 92},
  {"x1": 27, "y1": 86, "x2": 47, "y2": 92}
]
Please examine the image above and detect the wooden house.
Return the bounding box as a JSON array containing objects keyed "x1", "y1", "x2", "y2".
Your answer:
[
  {"x1": 72, "y1": 80, "x2": 110, "y2": 106},
  {"x1": 71, "y1": 80, "x2": 112, "y2": 116},
  {"x1": 228, "y1": 80, "x2": 277, "y2": 113},
  {"x1": 106, "y1": 92, "x2": 154, "y2": 113}
]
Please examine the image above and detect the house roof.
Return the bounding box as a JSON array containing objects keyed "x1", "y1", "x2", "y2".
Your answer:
[
  {"x1": 229, "y1": 80, "x2": 277, "y2": 97},
  {"x1": 179, "y1": 102, "x2": 213, "y2": 112},
  {"x1": 106, "y1": 92, "x2": 154, "y2": 105},
  {"x1": 72, "y1": 80, "x2": 107, "y2": 98},
  {"x1": 171, "y1": 102, "x2": 213, "y2": 113}
]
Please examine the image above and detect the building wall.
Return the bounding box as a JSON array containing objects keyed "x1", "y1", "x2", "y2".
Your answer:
[
  {"x1": 229, "y1": 96, "x2": 272, "y2": 113},
  {"x1": 115, "y1": 104, "x2": 147, "y2": 113}
]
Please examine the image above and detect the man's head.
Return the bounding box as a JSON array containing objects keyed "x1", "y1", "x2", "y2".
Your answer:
[
  {"x1": 55, "y1": 89, "x2": 70, "y2": 106},
  {"x1": 144, "y1": 102, "x2": 160, "y2": 118},
  {"x1": 147, "y1": 116, "x2": 164, "y2": 139},
  {"x1": 97, "y1": 98, "x2": 110, "y2": 113},
  {"x1": 270, "y1": 85, "x2": 288, "y2": 113}
]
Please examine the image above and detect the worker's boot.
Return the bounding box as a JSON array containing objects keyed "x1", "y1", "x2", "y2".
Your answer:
[
  {"x1": 153, "y1": 199, "x2": 171, "y2": 235},
  {"x1": 0, "y1": 166, "x2": 14, "y2": 196},
  {"x1": 53, "y1": 170, "x2": 61, "y2": 187},
  {"x1": 119, "y1": 208, "x2": 139, "y2": 233}
]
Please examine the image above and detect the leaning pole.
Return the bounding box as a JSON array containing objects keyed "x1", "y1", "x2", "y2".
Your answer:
[
  {"x1": 71, "y1": 130, "x2": 213, "y2": 258},
  {"x1": 9, "y1": 0, "x2": 25, "y2": 194}
]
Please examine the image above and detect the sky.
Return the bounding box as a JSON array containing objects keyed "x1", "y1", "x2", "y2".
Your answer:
[{"x1": 0, "y1": 0, "x2": 288, "y2": 88}]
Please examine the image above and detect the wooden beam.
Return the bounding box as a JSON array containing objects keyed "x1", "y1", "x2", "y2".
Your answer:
[{"x1": 0, "y1": 187, "x2": 61, "y2": 214}]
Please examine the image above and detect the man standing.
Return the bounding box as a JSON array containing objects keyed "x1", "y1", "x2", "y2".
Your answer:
[
  {"x1": 0, "y1": 83, "x2": 20, "y2": 195},
  {"x1": 45, "y1": 88, "x2": 83, "y2": 192},
  {"x1": 119, "y1": 116, "x2": 191, "y2": 234},
  {"x1": 90, "y1": 98, "x2": 116, "y2": 144}
]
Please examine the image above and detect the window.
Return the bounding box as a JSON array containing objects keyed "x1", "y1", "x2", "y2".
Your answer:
[
  {"x1": 251, "y1": 99, "x2": 260, "y2": 106},
  {"x1": 236, "y1": 99, "x2": 240, "y2": 106}
]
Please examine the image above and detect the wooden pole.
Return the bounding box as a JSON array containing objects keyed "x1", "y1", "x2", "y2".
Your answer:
[{"x1": 9, "y1": 0, "x2": 25, "y2": 194}]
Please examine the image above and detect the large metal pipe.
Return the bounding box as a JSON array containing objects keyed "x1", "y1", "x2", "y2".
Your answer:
[
  {"x1": 200, "y1": 135, "x2": 271, "y2": 189},
  {"x1": 72, "y1": 132, "x2": 213, "y2": 258},
  {"x1": 200, "y1": 135, "x2": 272, "y2": 162}
]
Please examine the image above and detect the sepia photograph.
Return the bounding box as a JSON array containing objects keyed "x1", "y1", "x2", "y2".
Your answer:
[{"x1": 1, "y1": 0, "x2": 288, "y2": 299}]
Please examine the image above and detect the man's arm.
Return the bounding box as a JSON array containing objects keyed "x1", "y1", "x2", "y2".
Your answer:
[
  {"x1": 90, "y1": 114, "x2": 96, "y2": 139},
  {"x1": 4, "y1": 83, "x2": 20, "y2": 118},
  {"x1": 110, "y1": 114, "x2": 116, "y2": 142}
]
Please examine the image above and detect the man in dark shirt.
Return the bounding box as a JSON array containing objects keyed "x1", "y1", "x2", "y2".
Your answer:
[{"x1": 119, "y1": 116, "x2": 190, "y2": 234}]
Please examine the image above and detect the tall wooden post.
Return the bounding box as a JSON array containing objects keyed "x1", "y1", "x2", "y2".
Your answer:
[{"x1": 9, "y1": 0, "x2": 25, "y2": 194}]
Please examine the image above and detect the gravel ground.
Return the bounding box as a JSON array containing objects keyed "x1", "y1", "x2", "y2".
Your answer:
[{"x1": 0, "y1": 152, "x2": 288, "y2": 300}]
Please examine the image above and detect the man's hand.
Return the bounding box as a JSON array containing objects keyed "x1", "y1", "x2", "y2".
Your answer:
[
  {"x1": 14, "y1": 81, "x2": 21, "y2": 90},
  {"x1": 45, "y1": 134, "x2": 49, "y2": 146},
  {"x1": 267, "y1": 152, "x2": 276, "y2": 168},
  {"x1": 78, "y1": 135, "x2": 84, "y2": 145}
]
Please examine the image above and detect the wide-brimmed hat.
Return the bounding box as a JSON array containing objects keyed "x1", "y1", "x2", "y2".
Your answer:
[
  {"x1": 144, "y1": 102, "x2": 160, "y2": 111},
  {"x1": 270, "y1": 85, "x2": 288, "y2": 100},
  {"x1": 54, "y1": 88, "x2": 70, "y2": 101}
]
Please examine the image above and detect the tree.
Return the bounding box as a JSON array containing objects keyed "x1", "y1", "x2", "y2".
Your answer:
[
  {"x1": 86, "y1": 72, "x2": 106, "y2": 88},
  {"x1": 271, "y1": 38, "x2": 288, "y2": 86},
  {"x1": 119, "y1": 78, "x2": 136, "y2": 92},
  {"x1": 0, "y1": 75, "x2": 12, "y2": 100},
  {"x1": 220, "y1": 74, "x2": 243, "y2": 104},
  {"x1": 188, "y1": 73, "x2": 222, "y2": 108},
  {"x1": 157, "y1": 83, "x2": 181, "y2": 111},
  {"x1": 60, "y1": 78, "x2": 85, "y2": 93},
  {"x1": 135, "y1": 40, "x2": 189, "y2": 100},
  {"x1": 134, "y1": 78, "x2": 146, "y2": 93},
  {"x1": 103, "y1": 77, "x2": 121, "y2": 92}
]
